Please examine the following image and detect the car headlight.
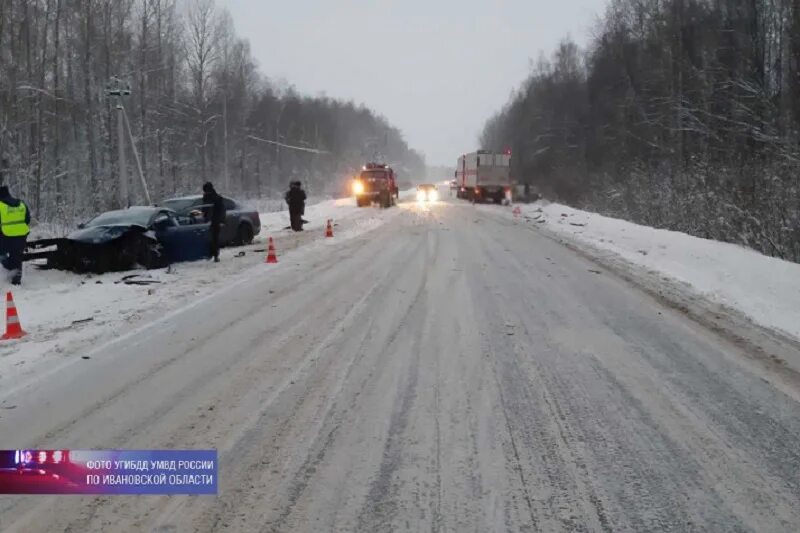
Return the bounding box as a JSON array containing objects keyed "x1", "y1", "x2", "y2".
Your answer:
[
  {"x1": 353, "y1": 181, "x2": 364, "y2": 195},
  {"x1": 417, "y1": 190, "x2": 426, "y2": 201}
]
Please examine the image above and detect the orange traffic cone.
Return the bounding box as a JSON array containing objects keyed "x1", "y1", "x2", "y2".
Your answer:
[
  {"x1": 325, "y1": 219, "x2": 334, "y2": 238},
  {"x1": 2, "y1": 292, "x2": 26, "y2": 340},
  {"x1": 265, "y1": 237, "x2": 278, "y2": 264}
]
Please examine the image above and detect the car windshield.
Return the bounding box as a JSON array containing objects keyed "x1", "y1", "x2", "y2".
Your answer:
[
  {"x1": 162, "y1": 198, "x2": 201, "y2": 212},
  {"x1": 360, "y1": 170, "x2": 387, "y2": 180},
  {"x1": 86, "y1": 209, "x2": 154, "y2": 228}
]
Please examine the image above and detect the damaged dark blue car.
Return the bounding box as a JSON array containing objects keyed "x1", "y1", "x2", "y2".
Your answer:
[{"x1": 26, "y1": 207, "x2": 210, "y2": 274}]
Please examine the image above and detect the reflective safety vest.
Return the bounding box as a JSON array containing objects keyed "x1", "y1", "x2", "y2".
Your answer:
[{"x1": 0, "y1": 201, "x2": 30, "y2": 237}]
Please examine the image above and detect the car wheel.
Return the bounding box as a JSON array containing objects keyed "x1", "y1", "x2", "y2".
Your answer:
[
  {"x1": 93, "y1": 249, "x2": 113, "y2": 274},
  {"x1": 137, "y1": 236, "x2": 167, "y2": 270},
  {"x1": 237, "y1": 223, "x2": 254, "y2": 245}
]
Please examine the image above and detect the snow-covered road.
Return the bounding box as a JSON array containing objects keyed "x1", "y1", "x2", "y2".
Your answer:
[{"x1": 2, "y1": 195, "x2": 800, "y2": 532}]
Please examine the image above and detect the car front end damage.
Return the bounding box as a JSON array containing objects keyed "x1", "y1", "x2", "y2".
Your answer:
[{"x1": 25, "y1": 226, "x2": 168, "y2": 274}]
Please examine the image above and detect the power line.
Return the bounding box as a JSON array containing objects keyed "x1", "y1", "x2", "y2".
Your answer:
[{"x1": 246, "y1": 135, "x2": 330, "y2": 155}]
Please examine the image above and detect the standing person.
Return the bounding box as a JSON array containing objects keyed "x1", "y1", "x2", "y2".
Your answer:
[
  {"x1": 202, "y1": 182, "x2": 226, "y2": 262},
  {"x1": 0, "y1": 185, "x2": 31, "y2": 285},
  {"x1": 285, "y1": 181, "x2": 307, "y2": 232}
]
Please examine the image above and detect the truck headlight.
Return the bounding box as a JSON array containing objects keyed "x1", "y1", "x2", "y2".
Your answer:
[
  {"x1": 417, "y1": 190, "x2": 427, "y2": 202},
  {"x1": 429, "y1": 189, "x2": 439, "y2": 202},
  {"x1": 353, "y1": 181, "x2": 364, "y2": 195}
]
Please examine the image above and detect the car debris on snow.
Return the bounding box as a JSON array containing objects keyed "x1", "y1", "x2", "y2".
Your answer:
[{"x1": 116, "y1": 275, "x2": 162, "y2": 286}]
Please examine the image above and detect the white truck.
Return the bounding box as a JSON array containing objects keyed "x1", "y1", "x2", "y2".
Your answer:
[{"x1": 454, "y1": 150, "x2": 513, "y2": 204}]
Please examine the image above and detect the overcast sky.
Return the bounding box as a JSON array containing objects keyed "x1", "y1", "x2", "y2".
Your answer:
[{"x1": 225, "y1": 0, "x2": 607, "y2": 166}]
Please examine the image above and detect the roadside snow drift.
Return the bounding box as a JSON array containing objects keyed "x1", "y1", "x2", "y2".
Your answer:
[{"x1": 504, "y1": 201, "x2": 800, "y2": 340}]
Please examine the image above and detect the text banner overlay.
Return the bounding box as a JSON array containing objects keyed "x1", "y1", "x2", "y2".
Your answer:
[{"x1": 0, "y1": 449, "x2": 218, "y2": 494}]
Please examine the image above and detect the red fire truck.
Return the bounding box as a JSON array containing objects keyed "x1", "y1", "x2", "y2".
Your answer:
[{"x1": 352, "y1": 163, "x2": 399, "y2": 208}]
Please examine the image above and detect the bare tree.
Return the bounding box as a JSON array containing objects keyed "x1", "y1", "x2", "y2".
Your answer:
[
  {"x1": 185, "y1": 0, "x2": 219, "y2": 182},
  {"x1": 483, "y1": 0, "x2": 800, "y2": 261},
  {"x1": 0, "y1": 0, "x2": 425, "y2": 227}
]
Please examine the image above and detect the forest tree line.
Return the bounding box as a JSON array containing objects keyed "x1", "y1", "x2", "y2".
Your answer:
[
  {"x1": 482, "y1": 0, "x2": 800, "y2": 262},
  {"x1": 0, "y1": 0, "x2": 425, "y2": 226}
]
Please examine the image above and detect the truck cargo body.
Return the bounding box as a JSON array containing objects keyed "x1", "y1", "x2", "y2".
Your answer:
[{"x1": 455, "y1": 151, "x2": 512, "y2": 203}]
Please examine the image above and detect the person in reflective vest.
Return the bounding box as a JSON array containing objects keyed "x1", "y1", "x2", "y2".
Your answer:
[{"x1": 0, "y1": 185, "x2": 31, "y2": 285}]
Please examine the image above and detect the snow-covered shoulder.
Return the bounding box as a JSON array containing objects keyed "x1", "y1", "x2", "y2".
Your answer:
[{"x1": 505, "y1": 201, "x2": 800, "y2": 341}]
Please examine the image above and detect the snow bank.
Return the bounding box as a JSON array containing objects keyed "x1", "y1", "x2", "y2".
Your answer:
[
  {"x1": 510, "y1": 201, "x2": 800, "y2": 340},
  {"x1": 256, "y1": 196, "x2": 359, "y2": 236}
]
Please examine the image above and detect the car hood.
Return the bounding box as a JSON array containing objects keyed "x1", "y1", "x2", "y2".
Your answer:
[{"x1": 66, "y1": 224, "x2": 147, "y2": 244}]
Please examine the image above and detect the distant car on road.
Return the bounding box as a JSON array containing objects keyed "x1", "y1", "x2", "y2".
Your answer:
[
  {"x1": 416, "y1": 184, "x2": 439, "y2": 203},
  {"x1": 161, "y1": 195, "x2": 261, "y2": 246}
]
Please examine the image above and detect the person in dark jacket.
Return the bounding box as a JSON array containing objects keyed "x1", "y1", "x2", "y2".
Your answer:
[
  {"x1": 202, "y1": 182, "x2": 226, "y2": 262},
  {"x1": 0, "y1": 185, "x2": 31, "y2": 285},
  {"x1": 285, "y1": 181, "x2": 307, "y2": 232}
]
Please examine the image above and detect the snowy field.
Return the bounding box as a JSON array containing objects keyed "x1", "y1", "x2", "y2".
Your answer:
[
  {"x1": 0, "y1": 195, "x2": 403, "y2": 382},
  {"x1": 490, "y1": 200, "x2": 800, "y2": 341}
]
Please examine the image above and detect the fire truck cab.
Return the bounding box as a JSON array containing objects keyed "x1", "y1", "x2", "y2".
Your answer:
[{"x1": 352, "y1": 163, "x2": 399, "y2": 208}]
